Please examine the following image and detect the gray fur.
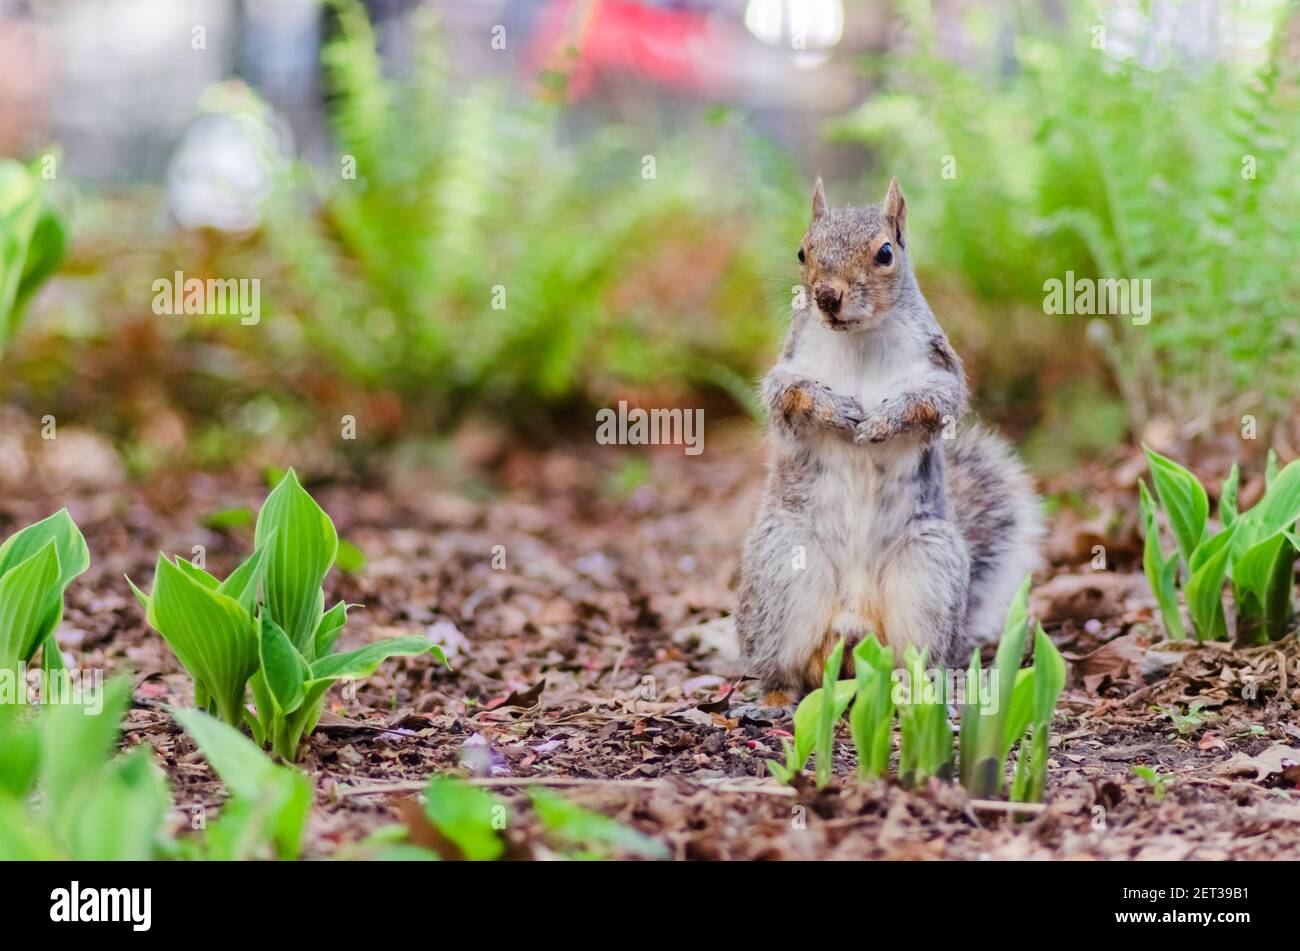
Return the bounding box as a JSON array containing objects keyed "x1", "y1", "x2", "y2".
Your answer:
[{"x1": 737, "y1": 180, "x2": 1043, "y2": 694}]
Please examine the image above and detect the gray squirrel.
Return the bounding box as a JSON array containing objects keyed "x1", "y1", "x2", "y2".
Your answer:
[{"x1": 737, "y1": 178, "x2": 1042, "y2": 694}]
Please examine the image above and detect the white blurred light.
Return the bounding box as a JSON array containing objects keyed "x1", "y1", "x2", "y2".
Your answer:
[
  {"x1": 166, "y1": 82, "x2": 292, "y2": 233},
  {"x1": 745, "y1": 0, "x2": 844, "y2": 64}
]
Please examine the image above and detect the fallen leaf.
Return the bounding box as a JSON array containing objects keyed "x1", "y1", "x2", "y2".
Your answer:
[
  {"x1": 1068, "y1": 633, "x2": 1146, "y2": 692},
  {"x1": 485, "y1": 679, "x2": 546, "y2": 711},
  {"x1": 1029, "y1": 572, "x2": 1144, "y2": 623},
  {"x1": 1214, "y1": 744, "x2": 1300, "y2": 782}
]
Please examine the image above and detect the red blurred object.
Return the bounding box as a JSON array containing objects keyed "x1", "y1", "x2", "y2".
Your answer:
[{"x1": 528, "y1": 0, "x2": 726, "y2": 99}]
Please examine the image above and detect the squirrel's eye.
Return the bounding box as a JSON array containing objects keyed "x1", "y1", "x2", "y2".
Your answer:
[
  {"x1": 875, "y1": 242, "x2": 893, "y2": 266},
  {"x1": 797, "y1": 247, "x2": 806, "y2": 264}
]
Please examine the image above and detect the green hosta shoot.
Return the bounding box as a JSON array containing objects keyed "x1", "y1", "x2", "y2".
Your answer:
[
  {"x1": 1139, "y1": 481, "x2": 1186, "y2": 641},
  {"x1": 1141, "y1": 446, "x2": 1299, "y2": 644},
  {"x1": 171, "y1": 706, "x2": 311, "y2": 860},
  {"x1": 767, "y1": 642, "x2": 854, "y2": 788},
  {"x1": 849, "y1": 635, "x2": 894, "y2": 779},
  {"x1": 768, "y1": 577, "x2": 1065, "y2": 803},
  {"x1": 425, "y1": 775, "x2": 509, "y2": 861},
  {"x1": 812, "y1": 638, "x2": 848, "y2": 787},
  {"x1": 0, "y1": 509, "x2": 89, "y2": 677},
  {"x1": 0, "y1": 685, "x2": 314, "y2": 860},
  {"x1": 0, "y1": 678, "x2": 170, "y2": 861},
  {"x1": 1008, "y1": 624, "x2": 1066, "y2": 803},
  {"x1": 531, "y1": 788, "x2": 668, "y2": 860},
  {"x1": 360, "y1": 776, "x2": 667, "y2": 861},
  {"x1": 960, "y1": 576, "x2": 1030, "y2": 797},
  {"x1": 133, "y1": 469, "x2": 444, "y2": 760},
  {"x1": 0, "y1": 157, "x2": 67, "y2": 360},
  {"x1": 1131, "y1": 766, "x2": 1170, "y2": 803},
  {"x1": 897, "y1": 645, "x2": 952, "y2": 786},
  {"x1": 960, "y1": 580, "x2": 1065, "y2": 803}
]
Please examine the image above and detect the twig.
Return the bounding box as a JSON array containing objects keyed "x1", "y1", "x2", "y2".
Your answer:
[
  {"x1": 967, "y1": 798, "x2": 1047, "y2": 815},
  {"x1": 338, "y1": 775, "x2": 798, "y2": 798}
]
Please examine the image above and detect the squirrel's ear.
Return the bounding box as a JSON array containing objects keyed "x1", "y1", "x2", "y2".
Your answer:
[
  {"x1": 883, "y1": 176, "x2": 907, "y2": 249},
  {"x1": 811, "y1": 177, "x2": 827, "y2": 222}
]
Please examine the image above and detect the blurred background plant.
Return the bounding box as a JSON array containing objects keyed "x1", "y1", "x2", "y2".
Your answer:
[
  {"x1": 837, "y1": 0, "x2": 1300, "y2": 469},
  {"x1": 0, "y1": 156, "x2": 65, "y2": 361},
  {"x1": 263, "y1": 1, "x2": 797, "y2": 429},
  {"x1": 0, "y1": 0, "x2": 1297, "y2": 479}
]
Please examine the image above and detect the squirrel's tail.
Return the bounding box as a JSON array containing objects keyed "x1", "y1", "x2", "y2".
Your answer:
[{"x1": 944, "y1": 423, "x2": 1044, "y2": 656}]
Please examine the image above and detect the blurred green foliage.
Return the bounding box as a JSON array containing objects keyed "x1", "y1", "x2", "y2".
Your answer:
[
  {"x1": 838, "y1": 0, "x2": 1300, "y2": 435},
  {"x1": 0, "y1": 158, "x2": 66, "y2": 360},
  {"x1": 263, "y1": 0, "x2": 797, "y2": 427},
  {"x1": 9, "y1": 0, "x2": 1292, "y2": 473}
]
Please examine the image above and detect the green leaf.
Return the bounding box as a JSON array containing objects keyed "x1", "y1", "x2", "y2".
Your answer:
[
  {"x1": 1031, "y1": 624, "x2": 1066, "y2": 730},
  {"x1": 0, "y1": 508, "x2": 89, "y2": 590},
  {"x1": 1247, "y1": 457, "x2": 1300, "y2": 538},
  {"x1": 1185, "y1": 540, "x2": 1231, "y2": 641},
  {"x1": 173, "y1": 556, "x2": 220, "y2": 590},
  {"x1": 966, "y1": 575, "x2": 1031, "y2": 797},
  {"x1": 958, "y1": 649, "x2": 983, "y2": 789},
  {"x1": 308, "y1": 635, "x2": 441, "y2": 684},
  {"x1": 61, "y1": 746, "x2": 170, "y2": 861},
  {"x1": 423, "y1": 776, "x2": 506, "y2": 861},
  {"x1": 125, "y1": 574, "x2": 150, "y2": 611},
  {"x1": 849, "y1": 635, "x2": 894, "y2": 779},
  {"x1": 0, "y1": 541, "x2": 60, "y2": 672},
  {"x1": 1007, "y1": 626, "x2": 1067, "y2": 803},
  {"x1": 814, "y1": 638, "x2": 847, "y2": 788},
  {"x1": 792, "y1": 678, "x2": 855, "y2": 771},
  {"x1": 1266, "y1": 449, "x2": 1279, "y2": 489},
  {"x1": 1219, "y1": 463, "x2": 1239, "y2": 527},
  {"x1": 40, "y1": 677, "x2": 131, "y2": 828},
  {"x1": 12, "y1": 191, "x2": 66, "y2": 320},
  {"x1": 170, "y1": 705, "x2": 311, "y2": 860},
  {"x1": 313, "y1": 600, "x2": 351, "y2": 658},
  {"x1": 0, "y1": 796, "x2": 61, "y2": 859},
  {"x1": 0, "y1": 705, "x2": 40, "y2": 798},
  {"x1": 1233, "y1": 531, "x2": 1295, "y2": 644},
  {"x1": 530, "y1": 788, "x2": 668, "y2": 859},
  {"x1": 0, "y1": 159, "x2": 65, "y2": 356},
  {"x1": 999, "y1": 667, "x2": 1035, "y2": 762},
  {"x1": 148, "y1": 555, "x2": 260, "y2": 724},
  {"x1": 41, "y1": 632, "x2": 65, "y2": 674},
  {"x1": 766, "y1": 737, "x2": 800, "y2": 785},
  {"x1": 1189, "y1": 526, "x2": 1236, "y2": 575},
  {"x1": 0, "y1": 510, "x2": 89, "y2": 670},
  {"x1": 217, "y1": 537, "x2": 272, "y2": 614},
  {"x1": 1144, "y1": 445, "x2": 1208, "y2": 570},
  {"x1": 257, "y1": 615, "x2": 308, "y2": 718},
  {"x1": 335, "y1": 539, "x2": 367, "y2": 573},
  {"x1": 201, "y1": 507, "x2": 255, "y2": 531},
  {"x1": 1139, "y1": 480, "x2": 1186, "y2": 640},
  {"x1": 255, "y1": 469, "x2": 339, "y2": 653},
  {"x1": 898, "y1": 645, "x2": 951, "y2": 785}
]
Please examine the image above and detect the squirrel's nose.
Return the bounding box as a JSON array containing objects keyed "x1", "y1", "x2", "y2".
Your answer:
[{"x1": 814, "y1": 285, "x2": 842, "y2": 315}]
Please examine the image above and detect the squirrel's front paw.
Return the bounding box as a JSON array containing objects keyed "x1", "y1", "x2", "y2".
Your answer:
[
  {"x1": 854, "y1": 413, "x2": 893, "y2": 445},
  {"x1": 823, "y1": 389, "x2": 865, "y2": 431}
]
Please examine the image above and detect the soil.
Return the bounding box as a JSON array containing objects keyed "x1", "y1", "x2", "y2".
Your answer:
[{"x1": 3, "y1": 419, "x2": 1299, "y2": 860}]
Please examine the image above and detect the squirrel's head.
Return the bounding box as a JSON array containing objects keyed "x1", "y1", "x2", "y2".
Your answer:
[{"x1": 798, "y1": 177, "x2": 909, "y2": 332}]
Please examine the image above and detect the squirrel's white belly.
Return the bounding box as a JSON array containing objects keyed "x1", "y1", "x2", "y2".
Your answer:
[
  {"x1": 806, "y1": 433, "x2": 921, "y2": 634},
  {"x1": 784, "y1": 321, "x2": 934, "y2": 637}
]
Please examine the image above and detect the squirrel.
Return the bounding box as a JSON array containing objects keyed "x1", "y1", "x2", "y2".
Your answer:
[{"x1": 737, "y1": 177, "x2": 1043, "y2": 694}]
